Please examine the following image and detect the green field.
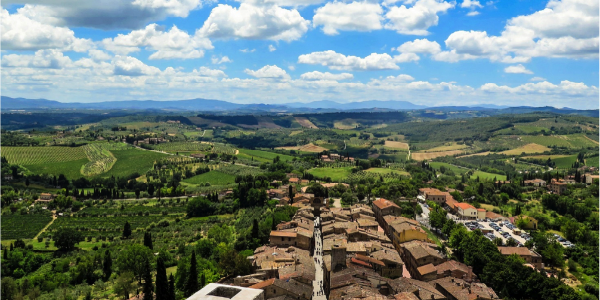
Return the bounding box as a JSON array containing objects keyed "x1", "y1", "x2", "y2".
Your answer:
[
  {"x1": 307, "y1": 167, "x2": 352, "y2": 182},
  {"x1": 521, "y1": 135, "x2": 598, "y2": 148},
  {"x1": 2, "y1": 146, "x2": 87, "y2": 165},
  {"x1": 237, "y1": 149, "x2": 294, "y2": 162},
  {"x1": 95, "y1": 149, "x2": 167, "y2": 178},
  {"x1": 524, "y1": 155, "x2": 577, "y2": 169},
  {"x1": 586, "y1": 156, "x2": 599, "y2": 167},
  {"x1": 2, "y1": 214, "x2": 53, "y2": 239},
  {"x1": 25, "y1": 158, "x2": 90, "y2": 179},
  {"x1": 152, "y1": 142, "x2": 212, "y2": 152},
  {"x1": 471, "y1": 170, "x2": 507, "y2": 181},
  {"x1": 428, "y1": 162, "x2": 468, "y2": 175},
  {"x1": 365, "y1": 168, "x2": 410, "y2": 176},
  {"x1": 182, "y1": 170, "x2": 237, "y2": 185}
]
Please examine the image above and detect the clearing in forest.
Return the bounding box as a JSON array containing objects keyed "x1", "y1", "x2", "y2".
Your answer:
[
  {"x1": 384, "y1": 140, "x2": 409, "y2": 150},
  {"x1": 295, "y1": 117, "x2": 318, "y2": 129},
  {"x1": 411, "y1": 150, "x2": 465, "y2": 161}
]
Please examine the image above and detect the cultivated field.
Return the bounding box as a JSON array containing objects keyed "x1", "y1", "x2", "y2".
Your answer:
[
  {"x1": 365, "y1": 168, "x2": 410, "y2": 176},
  {"x1": 2, "y1": 214, "x2": 53, "y2": 240},
  {"x1": 334, "y1": 119, "x2": 359, "y2": 130},
  {"x1": 295, "y1": 117, "x2": 318, "y2": 129},
  {"x1": 411, "y1": 150, "x2": 465, "y2": 161},
  {"x1": 238, "y1": 149, "x2": 294, "y2": 162},
  {"x1": 2, "y1": 146, "x2": 87, "y2": 165},
  {"x1": 182, "y1": 171, "x2": 237, "y2": 185},
  {"x1": 384, "y1": 140, "x2": 409, "y2": 150},
  {"x1": 81, "y1": 143, "x2": 118, "y2": 176},
  {"x1": 428, "y1": 162, "x2": 468, "y2": 174},
  {"x1": 152, "y1": 141, "x2": 212, "y2": 152},
  {"x1": 97, "y1": 149, "x2": 167, "y2": 178},
  {"x1": 500, "y1": 143, "x2": 550, "y2": 155},
  {"x1": 421, "y1": 143, "x2": 469, "y2": 152},
  {"x1": 471, "y1": 171, "x2": 507, "y2": 181},
  {"x1": 521, "y1": 135, "x2": 599, "y2": 148},
  {"x1": 457, "y1": 151, "x2": 491, "y2": 158},
  {"x1": 307, "y1": 167, "x2": 352, "y2": 182},
  {"x1": 276, "y1": 143, "x2": 328, "y2": 153}
]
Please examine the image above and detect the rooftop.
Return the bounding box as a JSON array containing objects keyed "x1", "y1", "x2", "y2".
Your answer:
[{"x1": 188, "y1": 283, "x2": 264, "y2": 300}]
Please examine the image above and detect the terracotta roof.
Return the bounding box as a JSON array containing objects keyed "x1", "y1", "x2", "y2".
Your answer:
[
  {"x1": 394, "y1": 292, "x2": 420, "y2": 300},
  {"x1": 249, "y1": 278, "x2": 275, "y2": 289},
  {"x1": 350, "y1": 257, "x2": 372, "y2": 268},
  {"x1": 372, "y1": 198, "x2": 400, "y2": 210},
  {"x1": 435, "y1": 260, "x2": 470, "y2": 275},
  {"x1": 270, "y1": 231, "x2": 297, "y2": 238},
  {"x1": 417, "y1": 263, "x2": 437, "y2": 275},
  {"x1": 355, "y1": 254, "x2": 386, "y2": 266},
  {"x1": 455, "y1": 203, "x2": 475, "y2": 210},
  {"x1": 476, "y1": 208, "x2": 486, "y2": 212}
]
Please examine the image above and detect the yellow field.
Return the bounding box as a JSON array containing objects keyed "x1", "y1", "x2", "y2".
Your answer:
[
  {"x1": 276, "y1": 143, "x2": 328, "y2": 153},
  {"x1": 334, "y1": 119, "x2": 359, "y2": 130},
  {"x1": 457, "y1": 151, "x2": 491, "y2": 158},
  {"x1": 411, "y1": 150, "x2": 465, "y2": 161},
  {"x1": 384, "y1": 140, "x2": 409, "y2": 150},
  {"x1": 295, "y1": 117, "x2": 318, "y2": 129},
  {"x1": 500, "y1": 143, "x2": 550, "y2": 155},
  {"x1": 422, "y1": 143, "x2": 469, "y2": 152}
]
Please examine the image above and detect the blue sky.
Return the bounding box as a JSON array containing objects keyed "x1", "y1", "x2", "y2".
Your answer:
[{"x1": 1, "y1": 0, "x2": 598, "y2": 108}]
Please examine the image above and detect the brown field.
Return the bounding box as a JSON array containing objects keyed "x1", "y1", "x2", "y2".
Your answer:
[
  {"x1": 411, "y1": 150, "x2": 464, "y2": 161},
  {"x1": 457, "y1": 151, "x2": 491, "y2": 158},
  {"x1": 500, "y1": 143, "x2": 550, "y2": 155},
  {"x1": 276, "y1": 143, "x2": 327, "y2": 152},
  {"x1": 384, "y1": 140, "x2": 409, "y2": 150},
  {"x1": 295, "y1": 117, "x2": 318, "y2": 129},
  {"x1": 422, "y1": 143, "x2": 469, "y2": 152}
]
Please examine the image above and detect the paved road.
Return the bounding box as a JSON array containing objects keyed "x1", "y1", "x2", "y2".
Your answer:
[{"x1": 312, "y1": 216, "x2": 326, "y2": 300}]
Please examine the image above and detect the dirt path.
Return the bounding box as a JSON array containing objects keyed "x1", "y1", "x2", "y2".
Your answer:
[
  {"x1": 583, "y1": 135, "x2": 599, "y2": 145},
  {"x1": 34, "y1": 210, "x2": 57, "y2": 240}
]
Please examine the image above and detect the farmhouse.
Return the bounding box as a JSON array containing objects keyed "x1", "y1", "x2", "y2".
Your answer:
[
  {"x1": 3, "y1": 174, "x2": 13, "y2": 181},
  {"x1": 39, "y1": 193, "x2": 54, "y2": 201},
  {"x1": 498, "y1": 247, "x2": 543, "y2": 269},
  {"x1": 583, "y1": 174, "x2": 600, "y2": 184},
  {"x1": 524, "y1": 179, "x2": 546, "y2": 187},
  {"x1": 455, "y1": 203, "x2": 477, "y2": 220}
]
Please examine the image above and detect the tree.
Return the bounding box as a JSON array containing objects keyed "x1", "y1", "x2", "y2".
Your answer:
[
  {"x1": 116, "y1": 244, "x2": 154, "y2": 283},
  {"x1": 168, "y1": 274, "x2": 176, "y2": 300},
  {"x1": 184, "y1": 251, "x2": 198, "y2": 297},
  {"x1": 113, "y1": 272, "x2": 136, "y2": 300},
  {"x1": 123, "y1": 221, "x2": 132, "y2": 239},
  {"x1": 200, "y1": 272, "x2": 206, "y2": 288},
  {"x1": 25, "y1": 177, "x2": 30, "y2": 187},
  {"x1": 103, "y1": 250, "x2": 113, "y2": 281},
  {"x1": 251, "y1": 219, "x2": 259, "y2": 240},
  {"x1": 143, "y1": 232, "x2": 153, "y2": 250},
  {"x1": 155, "y1": 257, "x2": 169, "y2": 300},
  {"x1": 1, "y1": 277, "x2": 17, "y2": 300},
  {"x1": 142, "y1": 260, "x2": 154, "y2": 300},
  {"x1": 54, "y1": 227, "x2": 83, "y2": 251}
]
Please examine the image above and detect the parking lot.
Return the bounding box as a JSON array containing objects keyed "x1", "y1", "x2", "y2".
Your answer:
[{"x1": 464, "y1": 220, "x2": 530, "y2": 246}]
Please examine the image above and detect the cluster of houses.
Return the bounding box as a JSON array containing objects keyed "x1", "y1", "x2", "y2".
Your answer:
[
  {"x1": 189, "y1": 189, "x2": 501, "y2": 300},
  {"x1": 320, "y1": 153, "x2": 354, "y2": 163}
]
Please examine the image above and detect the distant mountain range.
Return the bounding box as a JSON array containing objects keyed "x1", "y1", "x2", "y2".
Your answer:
[{"x1": 1, "y1": 96, "x2": 598, "y2": 117}]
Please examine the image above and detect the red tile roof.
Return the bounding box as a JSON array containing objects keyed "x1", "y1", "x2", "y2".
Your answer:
[
  {"x1": 249, "y1": 278, "x2": 276, "y2": 289},
  {"x1": 455, "y1": 203, "x2": 475, "y2": 210},
  {"x1": 372, "y1": 198, "x2": 400, "y2": 210}
]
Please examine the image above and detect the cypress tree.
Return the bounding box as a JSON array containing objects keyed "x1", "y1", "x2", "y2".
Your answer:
[
  {"x1": 143, "y1": 232, "x2": 153, "y2": 250},
  {"x1": 3, "y1": 248, "x2": 7, "y2": 259},
  {"x1": 142, "y1": 259, "x2": 154, "y2": 300},
  {"x1": 184, "y1": 251, "x2": 199, "y2": 297},
  {"x1": 200, "y1": 272, "x2": 206, "y2": 288},
  {"x1": 123, "y1": 221, "x2": 132, "y2": 239},
  {"x1": 103, "y1": 250, "x2": 112, "y2": 281},
  {"x1": 168, "y1": 274, "x2": 176, "y2": 300},
  {"x1": 251, "y1": 219, "x2": 259, "y2": 239},
  {"x1": 155, "y1": 257, "x2": 169, "y2": 300}
]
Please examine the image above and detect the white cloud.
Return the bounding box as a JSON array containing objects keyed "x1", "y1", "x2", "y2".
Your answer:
[
  {"x1": 1, "y1": 50, "x2": 72, "y2": 69},
  {"x1": 245, "y1": 0, "x2": 325, "y2": 6},
  {"x1": 197, "y1": 3, "x2": 310, "y2": 41},
  {"x1": 480, "y1": 80, "x2": 597, "y2": 97},
  {"x1": 288, "y1": 65, "x2": 296, "y2": 71},
  {"x1": 269, "y1": 45, "x2": 277, "y2": 52},
  {"x1": 194, "y1": 66, "x2": 227, "y2": 77},
  {"x1": 8, "y1": 0, "x2": 203, "y2": 30},
  {"x1": 88, "y1": 50, "x2": 112, "y2": 61},
  {"x1": 112, "y1": 56, "x2": 161, "y2": 76},
  {"x1": 393, "y1": 53, "x2": 420, "y2": 62},
  {"x1": 466, "y1": 11, "x2": 479, "y2": 16},
  {"x1": 461, "y1": 0, "x2": 482, "y2": 8},
  {"x1": 504, "y1": 64, "x2": 533, "y2": 74},
  {"x1": 384, "y1": 0, "x2": 455, "y2": 35},
  {"x1": 240, "y1": 48, "x2": 256, "y2": 53},
  {"x1": 300, "y1": 71, "x2": 353, "y2": 81},
  {"x1": 211, "y1": 55, "x2": 233, "y2": 64},
  {"x1": 442, "y1": 0, "x2": 599, "y2": 61},
  {"x1": 298, "y1": 50, "x2": 400, "y2": 71},
  {"x1": 102, "y1": 24, "x2": 213, "y2": 60},
  {"x1": 530, "y1": 76, "x2": 546, "y2": 82},
  {"x1": 1, "y1": 8, "x2": 92, "y2": 52},
  {"x1": 397, "y1": 39, "x2": 442, "y2": 54},
  {"x1": 312, "y1": 1, "x2": 383, "y2": 35},
  {"x1": 245, "y1": 65, "x2": 291, "y2": 80}
]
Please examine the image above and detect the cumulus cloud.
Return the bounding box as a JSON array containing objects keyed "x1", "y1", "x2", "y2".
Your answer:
[
  {"x1": 466, "y1": 11, "x2": 479, "y2": 16},
  {"x1": 480, "y1": 80, "x2": 597, "y2": 96},
  {"x1": 245, "y1": 65, "x2": 291, "y2": 80},
  {"x1": 461, "y1": 0, "x2": 482, "y2": 8},
  {"x1": 442, "y1": 0, "x2": 599, "y2": 61},
  {"x1": 393, "y1": 53, "x2": 420, "y2": 62},
  {"x1": 530, "y1": 76, "x2": 546, "y2": 82},
  {"x1": 397, "y1": 39, "x2": 442, "y2": 54},
  {"x1": 300, "y1": 71, "x2": 353, "y2": 81},
  {"x1": 197, "y1": 3, "x2": 310, "y2": 41},
  {"x1": 1, "y1": 8, "x2": 92, "y2": 52},
  {"x1": 211, "y1": 55, "x2": 232, "y2": 64},
  {"x1": 504, "y1": 64, "x2": 533, "y2": 74},
  {"x1": 1, "y1": 50, "x2": 72, "y2": 69},
  {"x1": 269, "y1": 45, "x2": 277, "y2": 52},
  {"x1": 112, "y1": 56, "x2": 161, "y2": 76},
  {"x1": 298, "y1": 50, "x2": 400, "y2": 71},
  {"x1": 102, "y1": 24, "x2": 213, "y2": 60},
  {"x1": 6, "y1": 0, "x2": 203, "y2": 30},
  {"x1": 88, "y1": 50, "x2": 112, "y2": 61},
  {"x1": 384, "y1": 0, "x2": 455, "y2": 35},
  {"x1": 194, "y1": 66, "x2": 227, "y2": 77},
  {"x1": 312, "y1": 1, "x2": 383, "y2": 35}
]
